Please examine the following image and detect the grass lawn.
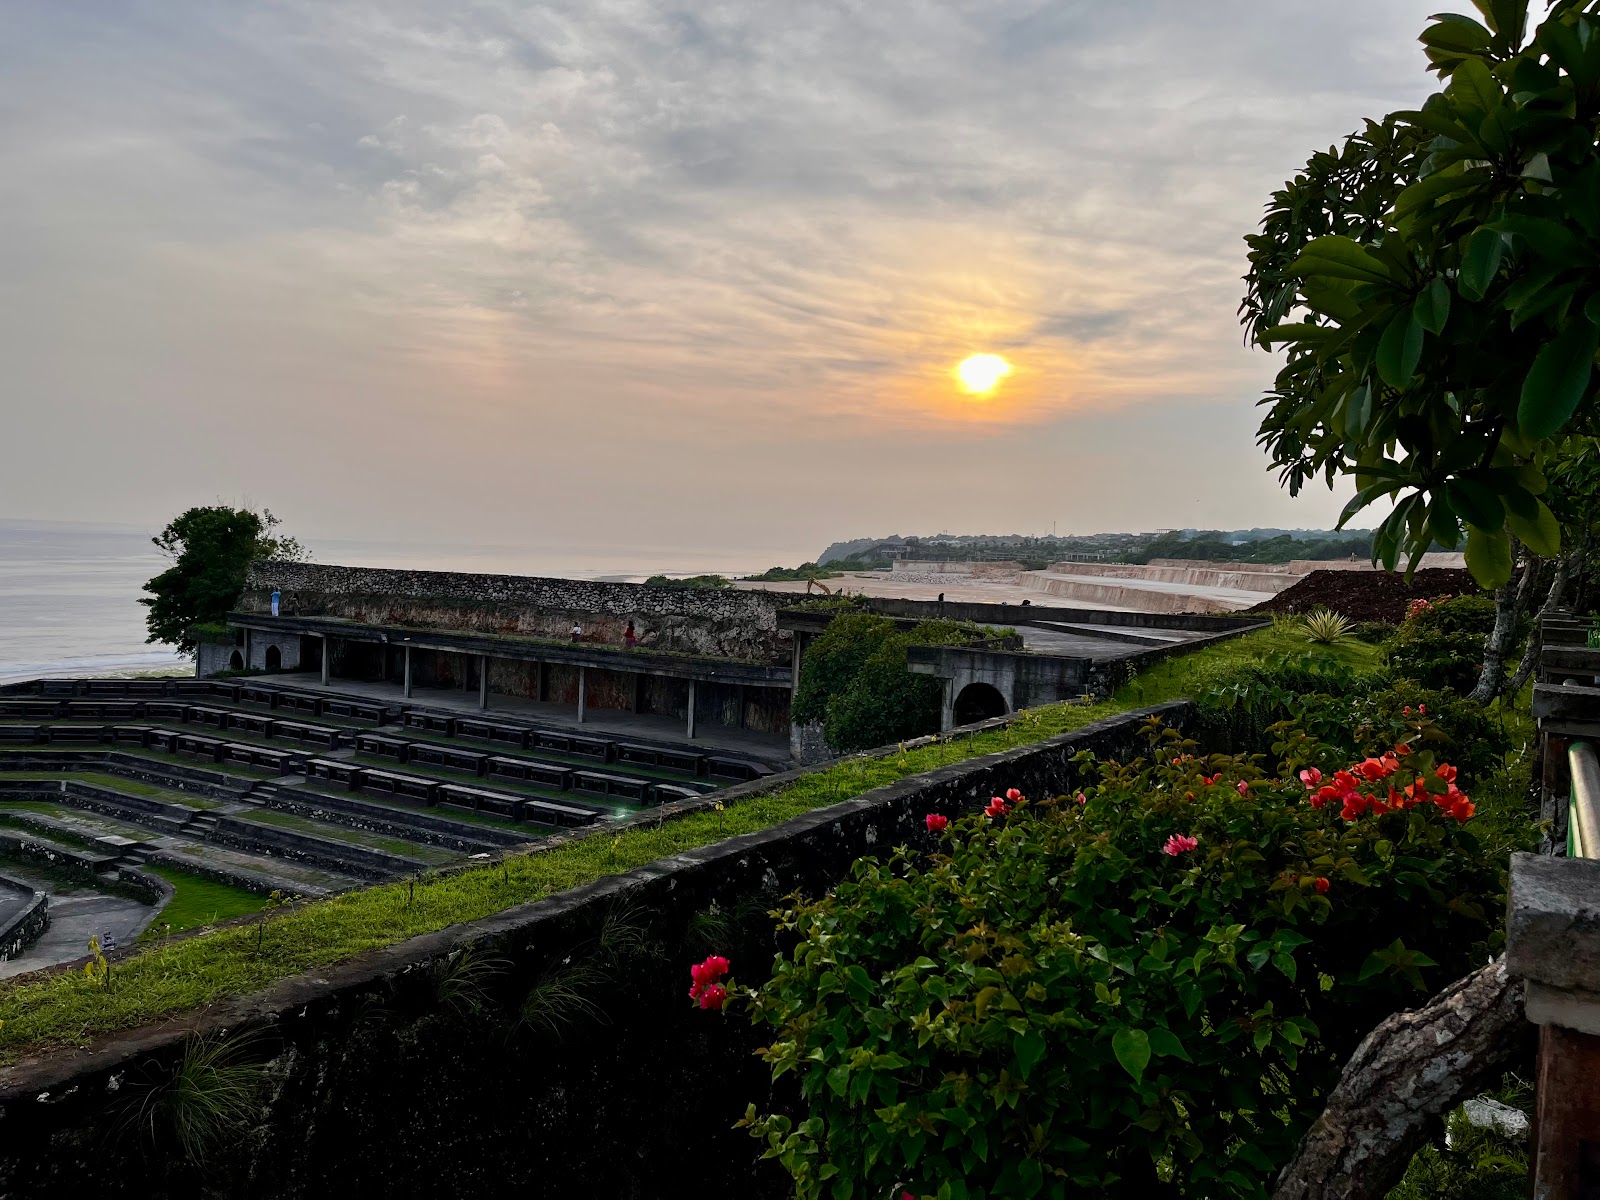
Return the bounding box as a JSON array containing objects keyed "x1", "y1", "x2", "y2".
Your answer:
[
  {"x1": 0, "y1": 626, "x2": 1405, "y2": 1061},
  {"x1": 141, "y1": 866, "x2": 273, "y2": 939}
]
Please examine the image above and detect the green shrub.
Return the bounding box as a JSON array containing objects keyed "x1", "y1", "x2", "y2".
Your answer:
[
  {"x1": 1350, "y1": 621, "x2": 1396, "y2": 646},
  {"x1": 1384, "y1": 595, "x2": 1498, "y2": 695},
  {"x1": 740, "y1": 723, "x2": 1503, "y2": 1199},
  {"x1": 794, "y1": 613, "x2": 1002, "y2": 753},
  {"x1": 1195, "y1": 650, "x2": 1387, "y2": 752}
]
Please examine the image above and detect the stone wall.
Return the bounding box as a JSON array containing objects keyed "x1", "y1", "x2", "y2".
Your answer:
[
  {"x1": 0, "y1": 702, "x2": 1192, "y2": 1200},
  {"x1": 242, "y1": 561, "x2": 798, "y2": 663}
]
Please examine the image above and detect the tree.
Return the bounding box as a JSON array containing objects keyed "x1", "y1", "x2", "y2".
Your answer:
[
  {"x1": 1243, "y1": 1, "x2": 1600, "y2": 693},
  {"x1": 141, "y1": 507, "x2": 305, "y2": 652}
]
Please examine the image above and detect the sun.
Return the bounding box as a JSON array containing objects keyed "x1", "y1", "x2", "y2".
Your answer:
[{"x1": 955, "y1": 353, "x2": 1012, "y2": 395}]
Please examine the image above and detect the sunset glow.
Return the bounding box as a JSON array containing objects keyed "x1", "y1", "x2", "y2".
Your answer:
[{"x1": 955, "y1": 353, "x2": 1012, "y2": 395}]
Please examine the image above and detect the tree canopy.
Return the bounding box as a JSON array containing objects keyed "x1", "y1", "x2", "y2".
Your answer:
[
  {"x1": 141, "y1": 506, "x2": 304, "y2": 652},
  {"x1": 1244, "y1": 0, "x2": 1600, "y2": 587}
]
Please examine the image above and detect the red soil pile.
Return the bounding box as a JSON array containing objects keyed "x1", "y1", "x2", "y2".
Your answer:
[{"x1": 1245, "y1": 568, "x2": 1483, "y2": 624}]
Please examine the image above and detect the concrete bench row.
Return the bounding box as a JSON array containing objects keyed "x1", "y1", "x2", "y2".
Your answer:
[
  {"x1": 303, "y1": 760, "x2": 604, "y2": 828},
  {"x1": 26, "y1": 678, "x2": 398, "y2": 724},
  {"x1": 0, "y1": 725, "x2": 306, "y2": 775},
  {"x1": 352, "y1": 732, "x2": 719, "y2": 798},
  {"x1": 400, "y1": 710, "x2": 769, "y2": 782},
  {"x1": 0, "y1": 699, "x2": 349, "y2": 749}
]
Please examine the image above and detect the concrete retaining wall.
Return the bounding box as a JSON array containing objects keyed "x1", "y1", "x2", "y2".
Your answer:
[
  {"x1": 0, "y1": 880, "x2": 46, "y2": 963},
  {"x1": 0, "y1": 702, "x2": 1191, "y2": 1200},
  {"x1": 242, "y1": 561, "x2": 798, "y2": 663}
]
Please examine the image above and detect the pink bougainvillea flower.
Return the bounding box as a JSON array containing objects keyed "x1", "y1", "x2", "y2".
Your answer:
[
  {"x1": 985, "y1": 797, "x2": 1008, "y2": 818},
  {"x1": 1236, "y1": 780, "x2": 1250, "y2": 797},
  {"x1": 1074, "y1": 791, "x2": 1087, "y2": 805},
  {"x1": 1418, "y1": 704, "x2": 1427, "y2": 715},
  {"x1": 925, "y1": 813, "x2": 949, "y2": 833},
  {"x1": 1005, "y1": 787, "x2": 1024, "y2": 802},
  {"x1": 1299, "y1": 767, "x2": 1322, "y2": 789},
  {"x1": 1315, "y1": 877, "x2": 1331, "y2": 894},
  {"x1": 697, "y1": 983, "x2": 728, "y2": 1011},
  {"x1": 1162, "y1": 833, "x2": 1198, "y2": 857}
]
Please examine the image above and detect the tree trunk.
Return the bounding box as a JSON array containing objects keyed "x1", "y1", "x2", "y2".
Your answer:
[
  {"x1": 1506, "y1": 552, "x2": 1574, "y2": 698},
  {"x1": 1470, "y1": 552, "x2": 1543, "y2": 704},
  {"x1": 1271, "y1": 958, "x2": 1527, "y2": 1200}
]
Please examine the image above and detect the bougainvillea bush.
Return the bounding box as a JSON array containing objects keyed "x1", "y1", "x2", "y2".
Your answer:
[{"x1": 734, "y1": 721, "x2": 1504, "y2": 1199}]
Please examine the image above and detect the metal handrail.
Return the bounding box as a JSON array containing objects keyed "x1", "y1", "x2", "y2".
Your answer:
[{"x1": 1571, "y1": 742, "x2": 1600, "y2": 858}]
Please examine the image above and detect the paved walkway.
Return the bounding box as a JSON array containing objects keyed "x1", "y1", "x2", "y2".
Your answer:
[
  {"x1": 0, "y1": 863, "x2": 157, "y2": 980},
  {"x1": 271, "y1": 674, "x2": 791, "y2": 765}
]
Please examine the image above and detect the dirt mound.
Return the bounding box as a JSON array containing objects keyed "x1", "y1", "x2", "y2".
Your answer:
[{"x1": 1246, "y1": 568, "x2": 1483, "y2": 624}]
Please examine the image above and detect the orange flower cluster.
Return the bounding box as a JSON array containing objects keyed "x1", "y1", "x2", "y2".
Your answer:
[{"x1": 1299, "y1": 753, "x2": 1474, "y2": 823}]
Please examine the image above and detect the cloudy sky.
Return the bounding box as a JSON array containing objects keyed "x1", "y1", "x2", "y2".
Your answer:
[{"x1": 0, "y1": 1, "x2": 1447, "y2": 567}]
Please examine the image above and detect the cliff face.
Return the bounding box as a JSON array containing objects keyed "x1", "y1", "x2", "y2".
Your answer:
[{"x1": 241, "y1": 561, "x2": 796, "y2": 663}]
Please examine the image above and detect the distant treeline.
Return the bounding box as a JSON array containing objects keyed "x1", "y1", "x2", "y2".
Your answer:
[
  {"x1": 742, "y1": 559, "x2": 889, "y2": 582},
  {"x1": 1127, "y1": 531, "x2": 1374, "y2": 565}
]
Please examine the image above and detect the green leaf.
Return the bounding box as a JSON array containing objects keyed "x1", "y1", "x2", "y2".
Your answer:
[
  {"x1": 1147, "y1": 1026, "x2": 1192, "y2": 1062},
  {"x1": 1450, "y1": 54, "x2": 1502, "y2": 112},
  {"x1": 1445, "y1": 478, "x2": 1505, "y2": 530},
  {"x1": 1013, "y1": 1029, "x2": 1047, "y2": 1080},
  {"x1": 1345, "y1": 381, "x2": 1373, "y2": 439},
  {"x1": 1458, "y1": 227, "x2": 1504, "y2": 301},
  {"x1": 1377, "y1": 305, "x2": 1424, "y2": 388},
  {"x1": 1505, "y1": 493, "x2": 1562, "y2": 557},
  {"x1": 1414, "y1": 277, "x2": 1452, "y2": 334},
  {"x1": 1519, "y1": 318, "x2": 1600, "y2": 439},
  {"x1": 1291, "y1": 236, "x2": 1394, "y2": 285},
  {"x1": 1464, "y1": 523, "x2": 1514, "y2": 588},
  {"x1": 1112, "y1": 1027, "x2": 1151, "y2": 1084}
]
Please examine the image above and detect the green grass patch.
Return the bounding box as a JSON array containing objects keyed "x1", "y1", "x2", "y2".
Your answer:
[
  {"x1": 0, "y1": 771, "x2": 221, "y2": 809},
  {"x1": 240, "y1": 810, "x2": 456, "y2": 865},
  {"x1": 141, "y1": 867, "x2": 273, "y2": 939},
  {"x1": 0, "y1": 627, "x2": 1333, "y2": 1059}
]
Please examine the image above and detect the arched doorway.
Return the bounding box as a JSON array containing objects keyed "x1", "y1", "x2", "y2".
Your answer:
[
  {"x1": 953, "y1": 681, "x2": 1007, "y2": 726},
  {"x1": 265, "y1": 645, "x2": 282, "y2": 671},
  {"x1": 228, "y1": 649, "x2": 245, "y2": 670}
]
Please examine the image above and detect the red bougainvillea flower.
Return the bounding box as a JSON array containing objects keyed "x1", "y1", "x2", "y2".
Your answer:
[
  {"x1": 697, "y1": 983, "x2": 728, "y2": 1011},
  {"x1": 1074, "y1": 792, "x2": 1087, "y2": 805},
  {"x1": 1315, "y1": 877, "x2": 1330, "y2": 894},
  {"x1": 1005, "y1": 787, "x2": 1024, "y2": 802},
  {"x1": 1299, "y1": 767, "x2": 1322, "y2": 789},
  {"x1": 1236, "y1": 780, "x2": 1250, "y2": 796},
  {"x1": 1162, "y1": 833, "x2": 1198, "y2": 857},
  {"x1": 689, "y1": 955, "x2": 731, "y2": 1004},
  {"x1": 1201, "y1": 773, "x2": 1221, "y2": 786},
  {"x1": 985, "y1": 796, "x2": 1008, "y2": 818},
  {"x1": 1395, "y1": 743, "x2": 1412, "y2": 756},
  {"x1": 925, "y1": 813, "x2": 948, "y2": 833},
  {"x1": 1418, "y1": 704, "x2": 1426, "y2": 715},
  {"x1": 1403, "y1": 705, "x2": 1412, "y2": 715},
  {"x1": 1436, "y1": 763, "x2": 1458, "y2": 784}
]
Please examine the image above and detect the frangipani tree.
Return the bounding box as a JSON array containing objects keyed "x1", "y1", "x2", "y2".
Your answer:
[{"x1": 1243, "y1": 0, "x2": 1600, "y2": 597}]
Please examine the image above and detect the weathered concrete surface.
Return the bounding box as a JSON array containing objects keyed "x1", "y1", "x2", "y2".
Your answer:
[
  {"x1": 1506, "y1": 851, "x2": 1600, "y2": 995},
  {"x1": 243, "y1": 560, "x2": 797, "y2": 662}
]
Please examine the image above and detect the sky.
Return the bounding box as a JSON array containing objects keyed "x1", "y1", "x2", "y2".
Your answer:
[{"x1": 0, "y1": 1, "x2": 1449, "y2": 566}]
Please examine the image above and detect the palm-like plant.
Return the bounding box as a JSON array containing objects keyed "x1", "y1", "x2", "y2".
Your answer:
[{"x1": 1302, "y1": 608, "x2": 1355, "y2": 645}]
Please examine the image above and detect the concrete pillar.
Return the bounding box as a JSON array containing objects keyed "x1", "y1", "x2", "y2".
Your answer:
[
  {"x1": 577, "y1": 667, "x2": 587, "y2": 724},
  {"x1": 403, "y1": 645, "x2": 413, "y2": 699},
  {"x1": 243, "y1": 628, "x2": 252, "y2": 671},
  {"x1": 320, "y1": 636, "x2": 330, "y2": 686},
  {"x1": 478, "y1": 655, "x2": 489, "y2": 710},
  {"x1": 687, "y1": 679, "x2": 697, "y2": 740},
  {"x1": 632, "y1": 673, "x2": 644, "y2": 714},
  {"x1": 940, "y1": 678, "x2": 955, "y2": 733}
]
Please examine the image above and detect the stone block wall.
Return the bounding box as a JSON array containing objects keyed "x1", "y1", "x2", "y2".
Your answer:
[{"x1": 242, "y1": 561, "x2": 797, "y2": 663}]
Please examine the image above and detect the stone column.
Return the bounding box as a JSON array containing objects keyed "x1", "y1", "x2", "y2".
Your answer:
[
  {"x1": 403, "y1": 645, "x2": 413, "y2": 699},
  {"x1": 243, "y1": 628, "x2": 252, "y2": 671},
  {"x1": 478, "y1": 655, "x2": 489, "y2": 710},
  {"x1": 687, "y1": 679, "x2": 697, "y2": 740},
  {"x1": 320, "y1": 636, "x2": 330, "y2": 686},
  {"x1": 940, "y1": 678, "x2": 955, "y2": 733},
  {"x1": 1509, "y1": 851, "x2": 1600, "y2": 1195},
  {"x1": 577, "y1": 667, "x2": 587, "y2": 724}
]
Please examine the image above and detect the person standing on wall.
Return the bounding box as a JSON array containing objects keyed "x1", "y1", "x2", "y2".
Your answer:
[
  {"x1": 271, "y1": 588, "x2": 281, "y2": 617},
  {"x1": 570, "y1": 621, "x2": 583, "y2": 642},
  {"x1": 623, "y1": 621, "x2": 637, "y2": 650}
]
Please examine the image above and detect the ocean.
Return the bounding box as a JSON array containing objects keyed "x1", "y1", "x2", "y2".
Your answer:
[{"x1": 0, "y1": 519, "x2": 797, "y2": 685}]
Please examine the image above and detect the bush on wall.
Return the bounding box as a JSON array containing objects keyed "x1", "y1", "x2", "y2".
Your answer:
[
  {"x1": 736, "y1": 720, "x2": 1504, "y2": 1199},
  {"x1": 793, "y1": 613, "x2": 1003, "y2": 754}
]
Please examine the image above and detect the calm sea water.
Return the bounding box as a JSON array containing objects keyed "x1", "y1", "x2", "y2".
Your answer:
[{"x1": 0, "y1": 519, "x2": 798, "y2": 685}]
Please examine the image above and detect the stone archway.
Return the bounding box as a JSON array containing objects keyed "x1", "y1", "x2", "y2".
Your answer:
[
  {"x1": 265, "y1": 645, "x2": 282, "y2": 671},
  {"x1": 228, "y1": 649, "x2": 245, "y2": 671},
  {"x1": 953, "y1": 681, "x2": 1007, "y2": 726}
]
